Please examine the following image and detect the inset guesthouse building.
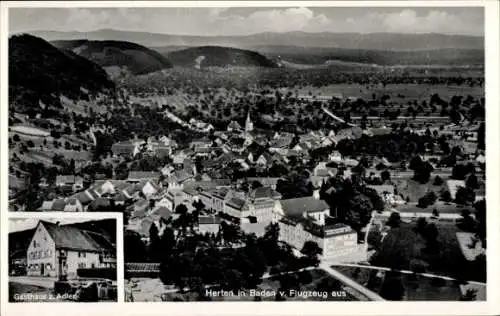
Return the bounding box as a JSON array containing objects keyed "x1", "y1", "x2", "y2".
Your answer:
[{"x1": 26, "y1": 221, "x2": 116, "y2": 278}]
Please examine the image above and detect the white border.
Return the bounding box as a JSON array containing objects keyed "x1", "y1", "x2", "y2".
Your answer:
[
  {"x1": 4, "y1": 212, "x2": 124, "y2": 302},
  {"x1": 1, "y1": 1, "x2": 499, "y2": 316}
]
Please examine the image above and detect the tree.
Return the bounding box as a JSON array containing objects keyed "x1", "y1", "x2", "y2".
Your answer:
[
  {"x1": 301, "y1": 241, "x2": 323, "y2": 267},
  {"x1": 440, "y1": 190, "x2": 452, "y2": 202},
  {"x1": 124, "y1": 230, "x2": 148, "y2": 262},
  {"x1": 460, "y1": 288, "x2": 478, "y2": 301},
  {"x1": 423, "y1": 223, "x2": 439, "y2": 251},
  {"x1": 432, "y1": 208, "x2": 440, "y2": 218},
  {"x1": 433, "y1": 176, "x2": 444, "y2": 186},
  {"x1": 381, "y1": 170, "x2": 391, "y2": 183},
  {"x1": 148, "y1": 223, "x2": 161, "y2": 262},
  {"x1": 345, "y1": 194, "x2": 373, "y2": 232},
  {"x1": 474, "y1": 200, "x2": 486, "y2": 248},
  {"x1": 380, "y1": 273, "x2": 405, "y2": 300},
  {"x1": 175, "y1": 203, "x2": 188, "y2": 215},
  {"x1": 26, "y1": 140, "x2": 35, "y2": 148},
  {"x1": 415, "y1": 217, "x2": 428, "y2": 235},
  {"x1": 455, "y1": 187, "x2": 476, "y2": 205},
  {"x1": 13, "y1": 134, "x2": 20, "y2": 142},
  {"x1": 386, "y1": 212, "x2": 402, "y2": 228},
  {"x1": 466, "y1": 174, "x2": 479, "y2": 190}
]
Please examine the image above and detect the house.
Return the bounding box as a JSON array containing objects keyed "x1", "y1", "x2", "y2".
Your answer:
[
  {"x1": 197, "y1": 216, "x2": 222, "y2": 235},
  {"x1": 131, "y1": 199, "x2": 150, "y2": 218},
  {"x1": 277, "y1": 197, "x2": 331, "y2": 225},
  {"x1": 245, "y1": 187, "x2": 283, "y2": 223},
  {"x1": 55, "y1": 175, "x2": 84, "y2": 191},
  {"x1": 172, "y1": 149, "x2": 194, "y2": 165},
  {"x1": 161, "y1": 165, "x2": 176, "y2": 177},
  {"x1": 278, "y1": 219, "x2": 358, "y2": 260},
  {"x1": 246, "y1": 177, "x2": 281, "y2": 190},
  {"x1": 72, "y1": 190, "x2": 99, "y2": 208},
  {"x1": 111, "y1": 140, "x2": 144, "y2": 157},
  {"x1": 26, "y1": 221, "x2": 115, "y2": 278},
  {"x1": 227, "y1": 121, "x2": 242, "y2": 132},
  {"x1": 141, "y1": 181, "x2": 161, "y2": 198},
  {"x1": 38, "y1": 199, "x2": 68, "y2": 212},
  {"x1": 127, "y1": 171, "x2": 160, "y2": 183},
  {"x1": 64, "y1": 198, "x2": 84, "y2": 212},
  {"x1": 166, "y1": 169, "x2": 194, "y2": 190},
  {"x1": 156, "y1": 196, "x2": 175, "y2": 212},
  {"x1": 149, "y1": 206, "x2": 173, "y2": 222},
  {"x1": 276, "y1": 196, "x2": 357, "y2": 259}
]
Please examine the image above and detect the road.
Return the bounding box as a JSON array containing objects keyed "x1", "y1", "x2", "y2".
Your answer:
[
  {"x1": 330, "y1": 263, "x2": 487, "y2": 286},
  {"x1": 318, "y1": 263, "x2": 385, "y2": 301},
  {"x1": 10, "y1": 276, "x2": 57, "y2": 288}
]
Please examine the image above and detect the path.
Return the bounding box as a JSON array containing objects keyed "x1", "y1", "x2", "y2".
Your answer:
[
  {"x1": 329, "y1": 263, "x2": 487, "y2": 286},
  {"x1": 318, "y1": 263, "x2": 385, "y2": 301},
  {"x1": 321, "y1": 107, "x2": 357, "y2": 127}
]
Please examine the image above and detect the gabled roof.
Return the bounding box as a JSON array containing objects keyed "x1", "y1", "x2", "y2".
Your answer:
[
  {"x1": 248, "y1": 186, "x2": 281, "y2": 200},
  {"x1": 40, "y1": 221, "x2": 114, "y2": 252},
  {"x1": 151, "y1": 206, "x2": 172, "y2": 220},
  {"x1": 280, "y1": 197, "x2": 330, "y2": 217},
  {"x1": 227, "y1": 121, "x2": 242, "y2": 130},
  {"x1": 51, "y1": 199, "x2": 67, "y2": 212},
  {"x1": 226, "y1": 197, "x2": 246, "y2": 210}
]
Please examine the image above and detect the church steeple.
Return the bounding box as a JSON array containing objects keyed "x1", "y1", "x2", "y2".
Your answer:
[{"x1": 245, "y1": 111, "x2": 254, "y2": 132}]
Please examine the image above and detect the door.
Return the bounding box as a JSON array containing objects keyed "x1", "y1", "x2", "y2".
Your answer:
[{"x1": 40, "y1": 263, "x2": 45, "y2": 276}]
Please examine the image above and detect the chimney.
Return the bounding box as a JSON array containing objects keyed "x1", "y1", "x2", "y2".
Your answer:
[{"x1": 55, "y1": 221, "x2": 60, "y2": 226}]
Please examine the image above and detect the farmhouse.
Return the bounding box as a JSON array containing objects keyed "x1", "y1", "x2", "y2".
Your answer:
[{"x1": 26, "y1": 221, "x2": 115, "y2": 278}]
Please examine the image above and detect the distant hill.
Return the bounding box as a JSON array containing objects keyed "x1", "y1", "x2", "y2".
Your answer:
[
  {"x1": 26, "y1": 29, "x2": 484, "y2": 51},
  {"x1": 166, "y1": 46, "x2": 277, "y2": 68},
  {"x1": 51, "y1": 39, "x2": 172, "y2": 76},
  {"x1": 9, "y1": 34, "x2": 114, "y2": 113},
  {"x1": 252, "y1": 46, "x2": 484, "y2": 66}
]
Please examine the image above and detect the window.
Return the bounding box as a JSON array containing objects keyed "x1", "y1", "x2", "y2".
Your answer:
[
  {"x1": 78, "y1": 252, "x2": 86, "y2": 258},
  {"x1": 78, "y1": 263, "x2": 86, "y2": 268},
  {"x1": 91, "y1": 263, "x2": 95, "y2": 268}
]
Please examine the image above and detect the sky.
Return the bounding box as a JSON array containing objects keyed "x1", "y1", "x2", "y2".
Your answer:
[
  {"x1": 9, "y1": 7, "x2": 484, "y2": 36},
  {"x1": 9, "y1": 218, "x2": 106, "y2": 233}
]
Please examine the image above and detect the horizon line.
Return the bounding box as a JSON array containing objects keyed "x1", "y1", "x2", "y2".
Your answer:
[{"x1": 8, "y1": 27, "x2": 485, "y2": 38}]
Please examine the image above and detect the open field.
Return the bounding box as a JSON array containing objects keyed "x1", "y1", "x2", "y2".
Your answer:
[{"x1": 295, "y1": 83, "x2": 484, "y2": 101}]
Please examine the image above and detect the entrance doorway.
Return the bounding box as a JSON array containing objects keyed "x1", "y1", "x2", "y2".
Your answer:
[{"x1": 41, "y1": 263, "x2": 45, "y2": 275}]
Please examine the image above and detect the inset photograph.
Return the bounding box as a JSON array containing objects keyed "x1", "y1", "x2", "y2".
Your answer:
[{"x1": 8, "y1": 215, "x2": 118, "y2": 302}]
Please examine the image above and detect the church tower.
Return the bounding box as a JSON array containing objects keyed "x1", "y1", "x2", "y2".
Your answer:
[{"x1": 245, "y1": 111, "x2": 254, "y2": 132}]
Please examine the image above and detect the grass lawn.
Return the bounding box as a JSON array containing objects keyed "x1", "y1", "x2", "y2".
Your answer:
[
  {"x1": 370, "y1": 219, "x2": 471, "y2": 280},
  {"x1": 333, "y1": 266, "x2": 463, "y2": 301},
  {"x1": 392, "y1": 178, "x2": 446, "y2": 203}
]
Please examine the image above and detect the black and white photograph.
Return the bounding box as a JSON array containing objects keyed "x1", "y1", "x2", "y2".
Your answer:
[
  {"x1": 8, "y1": 215, "x2": 118, "y2": 302},
  {"x1": 3, "y1": 2, "x2": 496, "y2": 310}
]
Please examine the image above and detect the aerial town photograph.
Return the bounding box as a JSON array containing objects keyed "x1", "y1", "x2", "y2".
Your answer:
[
  {"x1": 8, "y1": 216, "x2": 118, "y2": 302},
  {"x1": 7, "y1": 6, "x2": 486, "y2": 302}
]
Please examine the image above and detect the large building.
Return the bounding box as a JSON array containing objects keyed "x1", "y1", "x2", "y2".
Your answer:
[
  {"x1": 26, "y1": 221, "x2": 116, "y2": 278},
  {"x1": 276, "y1": 197, "x2": 358, "y2": 259}
]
